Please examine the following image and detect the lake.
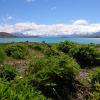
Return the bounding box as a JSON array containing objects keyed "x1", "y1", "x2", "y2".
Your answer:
[{"x1": 0, "y1": 37, "x2": 100, "y2": 44}]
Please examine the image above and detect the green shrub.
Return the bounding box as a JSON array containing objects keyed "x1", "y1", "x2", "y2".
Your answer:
[
  {"x1": 58, "y1": 41, "x2": 79, "y2": 53},
  {"x1": 0, "y1": 80, "x2": 46, "y2": 100},
  {"x1": 27, "y1": 58, "x2": 48, "y2": 74},
  {"x1": 89, "y1": 91, "x2": 100, "y2": 100},
  {"x1": 71, "y1": 46, "x2": 98, "y2": 67},
  {"x1": 43, "y1": 48, "x2": 59, "y2": 56},
  {"x1": 33, "y1": 45, "x2": 43, "y2": 51},
  {"x1": 58, "y1": 41, "x2": 99, "y2": 67},
  {"x1": 5, "y1": 44, "x2": 28, "y2": 59},
  {"x1": 92, "y1": 72, "x2": 100, "y2": 84},
  {"x1": 89, "y1": 68, "x2": 100, "y2": 99},
  {"x1": 91, "y1": 68, "x2": 100, "y2": 90},
  {"x1": 0, "y1": 64, "x2": 17, "y2": 81},
  {"x1": 28, "y1": 55, "x2": 80, "y2": 99},
  {"x1": 28, "y1": 44, "x2": 43, "y2": 51},
  {"x1": 0, "y1": 48, "x2": 6, "y2": 63}
]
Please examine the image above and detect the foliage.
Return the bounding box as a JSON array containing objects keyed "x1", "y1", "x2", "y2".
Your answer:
[
  {"x1": 28, "y1": 44, "x2": 43, "y2": 51},
  {"x1": 57, "y1": 41, "x2": 99, "y2": 67},
  {"x1": 58, "y1": 41, "x2": 79, "y2": 53},
  {"x1": 0, "y1": 41, "x2": 100, "y2": 99},
  {"x1": 5, "y1": 44, "x2": 28, "y2": 59},
  {"x1": 0, "y1": 80, "x2": 46, "y2": 100},
  {"x1": 0, "y1": 48, "x2": 6, "y2": 63},
  {"x1": 89, "y1": 91, "x2": 100, "y2": 100},
  {"x1": 28, "y1": 55, "x2": 80, "y2": 99},
  {"x1": 88, "y1": 68, "x2": 100, "y2": 100},
  {"x1": 27, "y1": 58, "x2": 48, "y2": 74},
  {"x1": 43, "y1": 48, "x2": 59, "y2": 56},
  {"x1": 0, "y1": 64, "x2": 17, "y2": 81},
  {"x1": 33, "y1": 45, "x2": 42, "y2": 51},
  {"x1": 70, "y1": 46, "x2": 99, "y2": 67},
  {"x1": 91, "y1": 68, "x2": 100, "y2": 90}
]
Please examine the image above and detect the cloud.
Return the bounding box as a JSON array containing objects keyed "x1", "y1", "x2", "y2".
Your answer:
[
  {"x1": 73, "y1": 19, "x2": 88, "y2": 25},
  {"x1": 26, "y1": 0, "x2": 36, "y2": 2},
  {"x1": 7, "y1": 16, "x2": 13, "y2": 20},
  {"x1": 0, "y1": 20, "x2": 100, "y2": 36},
  {"x1": 0, "y1": 15, "x2": 13, "y2": 24},
  {"x1": 50, "y1": 6, "x2": 57, "y2": 11}
]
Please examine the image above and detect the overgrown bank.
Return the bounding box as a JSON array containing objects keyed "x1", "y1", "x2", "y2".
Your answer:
[{"x1": 0, "y1": 41, "x2": 100, "y2": 100}]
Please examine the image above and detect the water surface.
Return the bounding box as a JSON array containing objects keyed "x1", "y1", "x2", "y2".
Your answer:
[{"x1": 0, "y1": 37, "x2": 100, "y2": 44}]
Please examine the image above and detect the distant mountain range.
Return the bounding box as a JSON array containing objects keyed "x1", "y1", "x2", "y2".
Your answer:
[
  {"x1": 60, "y1": 32, "x2": 100, "y2": 38},
  {"x1": 0, "y1": 32, "x2": 16, "y2": 38},
  {"x1": 0, "y1": 32, "x2": 100, "y2": 38},
  {"x1": 0, "y1": 32, "x2": 39, "y2": 38},
  {"x1": 85, "y1": 32, "x2": 100, "y2": 38}
]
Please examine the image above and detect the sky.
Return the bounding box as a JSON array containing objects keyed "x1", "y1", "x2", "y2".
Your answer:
[{"x1": 0, "y1": 0, "x2": 100, "y2": 36}]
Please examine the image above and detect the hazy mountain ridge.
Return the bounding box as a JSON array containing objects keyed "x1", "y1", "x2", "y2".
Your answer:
[
  {"x1": 57, "y1": 32, "x2": 100, "y2": 38},
  {"x1": 0, "y1": 32, "x2": 16, "y2": 37},
  {"x1": 0, "y1": 31, "x2": 100, "y2": 38},
  {"x1": 0, "y1": 32, "x2": 39, "y2": 38}
]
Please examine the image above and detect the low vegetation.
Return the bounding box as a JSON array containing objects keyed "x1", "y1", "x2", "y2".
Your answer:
[
  {"x1": 5, "y1": 44, "x2": 28, "y2": 59},
  {"x1": 0, "y1": 41, "x2": 100, "y2": 100},
  {"x1": 0, "y1": 48, "x2": 6, "y2": 63}
]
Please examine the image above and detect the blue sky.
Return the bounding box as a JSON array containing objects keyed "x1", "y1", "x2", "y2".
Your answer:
[
  {"x1": 0, "y1": 0, "x2": 100, "y2": 24},
  {"x1": 0, "y1": 0, "x2": 100, "y2": 36}
]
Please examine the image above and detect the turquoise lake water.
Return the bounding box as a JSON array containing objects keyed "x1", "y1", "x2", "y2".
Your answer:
[{"x1": 0, "y1": 37, "x2": 100, "y2": 44}]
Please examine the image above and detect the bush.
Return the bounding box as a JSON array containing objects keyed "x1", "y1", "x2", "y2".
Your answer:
[
  {"x1": 71, "y1": 46, "x2": 98, "y2": 67},
  {"x1": 0, "y1": 48, "x2": 6, "y2": 63},
  {"x1": 0, "y1": 64, "x2": 17, "y2": 81},
  {"x1": 28, "y1": 55, "x2": 80, "y2": 99},
  {"x1": 89, "y1": 91, "x2": 100, "y2": 100},
  {"x1": 27, "y1": 58, "x2": 48, "y2": 74},
  {"x1": 28, "y1": 44, "x2": 43, "y2": 51},
  {"x1": 89, "y1": 68, "x2": 100, "y2": 99},
  {"x1": 0, "y1": 80, "x2": 46, "y2": 100},
  {"x1": 43, "y1": 48, "x2": 59, "y2": 56},
  {"x1": 92, "y1": 72, "x2": 100, "y2": 84},
  {"x1": 33, "y1": 45, "x2": 42, "y2": 51},
  {"x1": 58, "y1": 41, "x2": 79, "y2": 53},
  {"x1": 91, "y1": 68, "x2": 100, "y2": 90},
  {"x1": 5, "y1": 44, "x2": 28, "y2": 59},
  {"x1": 58, "y1": 41, "x2": 99, "y2": 67}
]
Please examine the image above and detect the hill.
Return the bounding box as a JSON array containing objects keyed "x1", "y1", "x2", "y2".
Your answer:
[
  {"x1": 0, "y1": 32, "x2": 16, "y2": 37},
  {"x1": 0, "y1": 42, "x2": 100, "y2": 100}
]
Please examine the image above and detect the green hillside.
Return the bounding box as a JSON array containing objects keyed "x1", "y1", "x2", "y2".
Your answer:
[{"x1": 0, "y1": 41, "x2": 100, "y2": 100}]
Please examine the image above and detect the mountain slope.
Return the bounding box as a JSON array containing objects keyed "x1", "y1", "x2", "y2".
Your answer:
[{"x1": 0, "y1": 32, "x2": 16, "y2": 37}]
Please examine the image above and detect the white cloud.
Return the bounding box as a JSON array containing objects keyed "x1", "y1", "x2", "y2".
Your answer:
[
  {"x1": 26, "y1": 0, "x2": 36, "y2": 2},
  {"x1": 0, "y1": 20, "x2": 100, "y2": 36},
  {"x1": 50, "y1": 6, "x2": 57, "y2": 11},
  {"x1": 0, "y1": 15, "x2": 13, "y2": 24},
  {"x1": 73, "y1": 19, "x2": 89, "y2": 25},
  {"x1": 7, "y1": 16, "x2": 13, "y2": 20}
]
